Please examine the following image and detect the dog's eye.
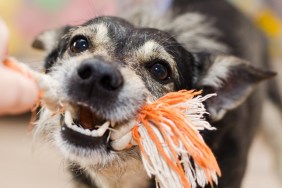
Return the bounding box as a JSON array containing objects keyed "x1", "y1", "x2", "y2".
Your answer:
[
  {"x1": 149, "y1": 61, "x2": 171, "y2": 81},
  {"x1": 70, "y1": 36, "x2": 89, "y2": 53}
]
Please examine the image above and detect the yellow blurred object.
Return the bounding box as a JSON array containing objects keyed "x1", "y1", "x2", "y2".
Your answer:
[
  {"x1": 255, "y1": 9, "x2": 282, "y2": 38},
  {"x1": 0, "y1": 0, "x2": 21, "y2": 13},
  {"x1": 0, "y1": 0, "x2": 25, "y2": 54}
]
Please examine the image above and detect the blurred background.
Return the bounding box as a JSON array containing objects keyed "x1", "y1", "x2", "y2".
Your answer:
[{"x1": 0, "y1": 0, "x2": 281, "y2": 187}]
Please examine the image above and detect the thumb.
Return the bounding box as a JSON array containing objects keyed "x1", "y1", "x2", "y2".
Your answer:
[{"x1": 0, "y1": 67, "x2": 39, "y2": 115}]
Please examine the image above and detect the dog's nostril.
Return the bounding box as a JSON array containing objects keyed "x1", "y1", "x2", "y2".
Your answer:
[
  {"x1": 76, "y1": 59, "x2": 124, "y2": 92},
  {"x1": 100, "y1": 74, "x2": 123, "y2": 91},
  {"x1": 77, "y1": 64, "x2": 92, "y2": 80}
]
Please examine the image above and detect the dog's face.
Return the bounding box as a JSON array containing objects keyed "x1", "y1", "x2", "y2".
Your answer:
[
  {"x1": 33, "y1": 16, "x2": 195, "y2": 168},
  {"x1": 33, "y1": 15, "x2": 274, "y2": 186}
]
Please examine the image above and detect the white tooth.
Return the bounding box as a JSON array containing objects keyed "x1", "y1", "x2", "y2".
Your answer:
[
  {"x1": 110, "y1": 120, "x2": 136, "y2": 140},
  {"x1": 111, "y1": 132, "x2": 132, "y2": 151},
  {"x1": 107, "y1": 131, "x2": 111, "y2": 142},
  {"x1": 72, "y1": 125, "x2": 77, "y2": 131},
  {"x1": 71, "y1": 123, "x2": 76, "y2": 128},
  {"x1": 74, "y1": 125, "x2": 81, "y2": 133},
  {"x1": 71, "y1": 124, "x2": 77, "y2": 129},
  {"x1": 65, "y1": 123, "x2": 70, "y2": 129},
  {"x1": 64, "y1": 110, "x2": 73, "y2": 127},
  {"x1": 96, "y1": 121, "x2": 110, "y2": 136},
  {"x1": 64, "y1": 114, "x2": 110, "y2": 137},
  {"x1": 80, "y1": 129, "x2": 86, "y2": 135},
  {"x1": 85, "y1": 129, "x2": 91, "y2": 136},
  {"x1": 110, "y1": 120, "x2": 116, "y2": 127},
  {"x1": 89, "y1": 121, "x2": 109, "y2": 137},
  {"x1": 90, "y1": 130, "x2": 99, "y2": 137}
]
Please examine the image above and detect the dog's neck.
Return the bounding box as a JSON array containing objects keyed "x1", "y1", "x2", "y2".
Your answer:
[{"x1": 85, "y1": 157, "x2": 151, "y2": 188}]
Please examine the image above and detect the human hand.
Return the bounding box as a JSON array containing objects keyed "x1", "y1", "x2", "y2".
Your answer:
[
  {"x1": 0, "y1": 17, "x2": 8, "y2": 61},
  {"x1": 0, "y1": 18, "x2": 38, "y2": 115}
]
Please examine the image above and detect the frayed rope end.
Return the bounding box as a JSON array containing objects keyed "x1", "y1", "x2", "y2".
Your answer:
[{"x1": 132, "y1": 90, "x2": 220, "y2": 188}]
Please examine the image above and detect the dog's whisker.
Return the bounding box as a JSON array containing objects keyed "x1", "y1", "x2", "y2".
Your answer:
[{"x1": 29, "y1": 0, "x2": 279, "y2": 187}]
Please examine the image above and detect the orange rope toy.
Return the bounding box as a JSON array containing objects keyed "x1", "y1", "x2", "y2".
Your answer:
[
  {"x1": 132, "y1": 90, "x2": 220, "y2": 188},
  {"x1": 4, "y1": 59, "x2": 221, "y2": 188}
]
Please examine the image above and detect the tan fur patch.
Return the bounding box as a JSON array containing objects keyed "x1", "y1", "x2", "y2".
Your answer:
[
  {"x1": 69, "y1": 23, "x2": 114, "y2": 58},
  {"x1": 134, "y1": 40, "x2": 179, "y2": 82},
  {"x1": 88, "y1": 156, "x2": 151, "y2": 188},
  {"x1": 135, "y1": 40, "x2": 174, "y2": 64}
]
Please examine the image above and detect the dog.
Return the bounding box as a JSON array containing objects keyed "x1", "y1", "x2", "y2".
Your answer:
[{"x1": 31, "y1": 0, "x2": 280, "y2": 187}]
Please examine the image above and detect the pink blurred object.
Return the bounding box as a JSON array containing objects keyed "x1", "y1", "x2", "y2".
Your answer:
[
  {"x1": 16, "y1": 0, "x2": 117, "y2": 39},
  {"x1": 60, "y1": 0, "x2": 117, "y2": 25}
]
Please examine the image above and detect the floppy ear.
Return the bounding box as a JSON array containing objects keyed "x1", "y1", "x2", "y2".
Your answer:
[
  {"x1": 194, "y1": 53, "x2": 276, "y2": 121},
  {"x1": 32, "y1": 26, "x2": 70, "y2": 52}
]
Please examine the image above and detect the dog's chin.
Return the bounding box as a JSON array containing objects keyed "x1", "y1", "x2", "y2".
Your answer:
[
  {"x1": 53, "y1": 103, "x2": 136, "y2": 167},
  {"x1": 55, "y1": 134, "x2": 115, "y2": 166}
]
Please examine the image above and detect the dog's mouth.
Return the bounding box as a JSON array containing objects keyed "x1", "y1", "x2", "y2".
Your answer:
[{"x1": 60, "y1": 104, "x2": 134, "y2": 151}]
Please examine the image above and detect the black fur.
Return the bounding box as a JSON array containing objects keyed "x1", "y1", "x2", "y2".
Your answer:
[
  {"x1": 32, "y1": 0, "x2": 279, "y2": 188},
  {"x1": 170, "y1": 1, "x2": 274, "y2": 187},
  {"x1": 70, "y1": 164, "x2": 98, "y2": 188}
]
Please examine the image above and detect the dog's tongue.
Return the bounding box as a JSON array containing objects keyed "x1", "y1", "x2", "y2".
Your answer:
[
  {"x1": 78, "y1": 106, "x2": 105, "y2": 130},
  {"x1": 79, "y1": 106, "x2": 94, "y2": 130}
]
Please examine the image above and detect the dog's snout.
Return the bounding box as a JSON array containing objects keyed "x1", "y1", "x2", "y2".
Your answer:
[
  {"x1": 68, "y1": 59, "x2": 124, "y2": 108},
  {"x1": 76, "y1": 59, "x2": 123, "y2": 91},
  {"x1": 77, "y1": 63, "x2": 92, "y2": 80}
]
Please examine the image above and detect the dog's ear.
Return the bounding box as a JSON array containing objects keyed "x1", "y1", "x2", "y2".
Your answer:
[
  {"x1": 194, "y1": 53, "x2": 276, "y2": 121},
  {"x1": 32, "y1": 26, "x2": 70, "y2": 52}
]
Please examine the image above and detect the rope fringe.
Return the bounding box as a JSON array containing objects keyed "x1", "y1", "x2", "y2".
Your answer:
[{"x1": 132, "y1": 90, "x2": 220, "y2": 188}]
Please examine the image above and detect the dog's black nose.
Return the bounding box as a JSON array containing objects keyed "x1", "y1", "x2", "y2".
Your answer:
[
  {"x1": 76, "y1": 59, "x2": 123, "y2": 91},
  {"x1": 67, "y1": 59, "x2": 124, "y2": 107}
]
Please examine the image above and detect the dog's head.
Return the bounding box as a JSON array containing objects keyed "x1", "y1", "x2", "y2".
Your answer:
[{"x1": 32, "y1": 15, "x2": 274, "y2": 179}]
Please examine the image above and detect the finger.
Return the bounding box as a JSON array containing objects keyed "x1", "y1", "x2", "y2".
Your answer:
[{"x1": 0, "y1": 67, "x2": 38, "y2": 115}]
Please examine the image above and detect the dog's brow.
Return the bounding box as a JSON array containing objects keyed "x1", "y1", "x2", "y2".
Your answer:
[
  {"x1": 72, "y1": 23, "x2": 111, "y2": 45},
  {"x1": 68, "y1": 23, "x2": 115, "y2": 59},
  {"x1": 134, "y1": 40, "x2": 174, "y2": 64},
  {"x1": 91, "y1": 23, "x2": 111, "y2": 44}
]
